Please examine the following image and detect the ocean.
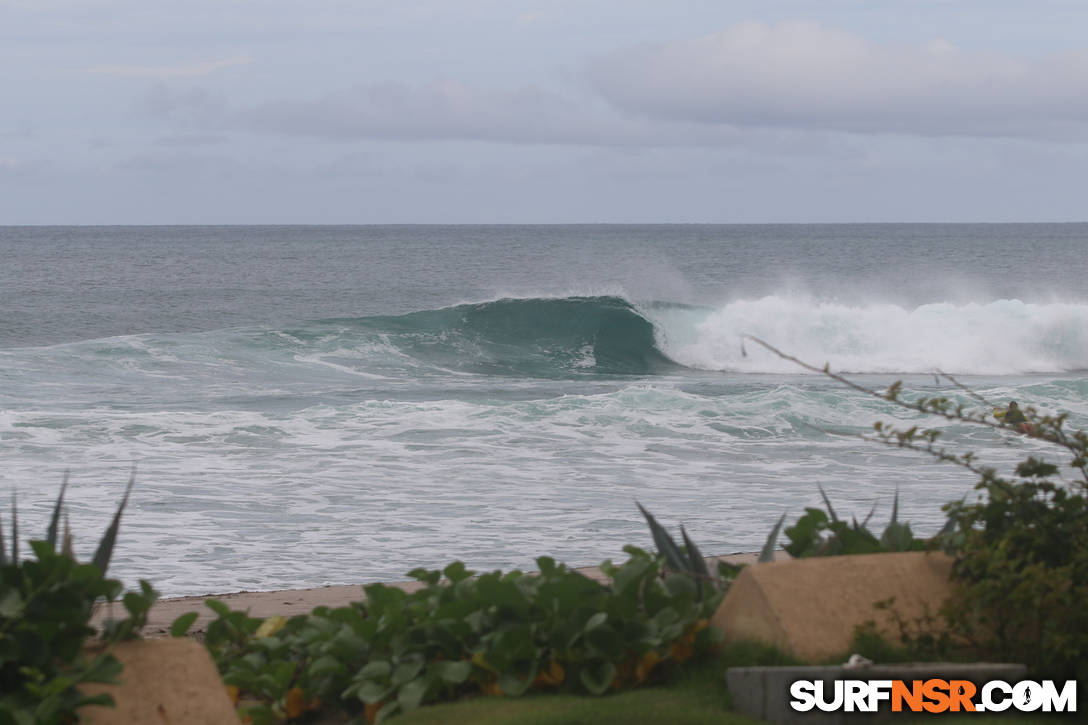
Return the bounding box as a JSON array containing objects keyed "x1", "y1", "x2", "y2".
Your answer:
[{"x1": 2, "y1": 224, "x2": 1086, "y2": 596}]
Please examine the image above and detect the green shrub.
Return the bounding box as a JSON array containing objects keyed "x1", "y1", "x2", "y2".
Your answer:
[
  {"x1": 779, "y1": 486, "x2": 927, "y2": 558},
  {"x1": 941, "y1": 471, "x2": 1088, "y2": 679},
  {"x1": 0, "y1": 475, "x2": 158, "y2": 725},
  {"x1": 748, "y1": 335, "x2": 1088, "y2": 680},
  {"x1": 189, "y1": 545, "x2": 724, "y2": 724},
  {"x1": 848, "y1": 598, "x2": 955, "y2": 665}
]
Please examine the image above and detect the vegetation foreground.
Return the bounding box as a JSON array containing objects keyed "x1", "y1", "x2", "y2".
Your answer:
[{"x1": 2, "y1": 345, "x2": 1086, "y2": 723}]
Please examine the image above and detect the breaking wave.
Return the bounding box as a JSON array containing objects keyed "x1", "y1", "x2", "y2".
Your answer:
[{"x1": 653, "y1": 296, "x2": 1088, "y2": 375}]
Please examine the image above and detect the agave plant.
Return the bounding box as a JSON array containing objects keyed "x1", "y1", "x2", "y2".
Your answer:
[
  {"x1": 763, "y1": 484, "x2": 930, "y2": 558},
  {"x1": 635, "y1": 501, "x2": 725, "y2": 598},
  {"x1": 879, "y1": 487, "x2": 916, "y2": 552},
  {"x1": 0, "y1": 470, "x2": 134, "y2": 572},
  {"x1": 760, "y1": 512, "x2": 788, "y2": 563},
  {"x1": 0, "y1": 471, "x2": 152, "y2": 725}
]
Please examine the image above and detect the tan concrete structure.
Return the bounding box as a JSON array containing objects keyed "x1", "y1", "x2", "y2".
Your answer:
[
  {"x1": 79, "y1": 638, "x2": 240, "y2": 724},
  {"x1": 711, "y1": 551, "x2": 954, "y2": 662}
]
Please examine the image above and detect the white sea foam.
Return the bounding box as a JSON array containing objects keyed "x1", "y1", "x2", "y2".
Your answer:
[
  {"x1": 647, "y1": 296, "x2": 1088, "y2": 374},
  {"x1": 4, "y1": 373, "x2": 1075, "y2": 596},
  {"x1": 3, "y1": 293, "x2": 1087, "y2": 596}
]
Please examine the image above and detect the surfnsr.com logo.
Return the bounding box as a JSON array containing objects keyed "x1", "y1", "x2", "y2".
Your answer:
[{"x1": 789, "y1": 678, "x2": 1077, "y2": 714}]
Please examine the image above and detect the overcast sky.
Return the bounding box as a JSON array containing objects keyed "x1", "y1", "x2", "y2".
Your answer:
[{"x1": 3, "y1": 0, "x2": 1088, "y2": 223}]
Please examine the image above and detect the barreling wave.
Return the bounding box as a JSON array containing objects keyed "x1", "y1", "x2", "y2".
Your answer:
[
  {"x1": 14, "y1": 295, "x2": 1088, "y2": 383},
  {"x1": 311, "y1": 296, "x2": 679, "y2": 377},
  {"x1": 268, "y1": 294, "x2": 1088, "y2": 378}
]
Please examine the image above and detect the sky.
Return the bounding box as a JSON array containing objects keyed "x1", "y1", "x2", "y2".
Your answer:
[{"x1": 3, "y1": 0, "x2": 1088, "y2": 224}]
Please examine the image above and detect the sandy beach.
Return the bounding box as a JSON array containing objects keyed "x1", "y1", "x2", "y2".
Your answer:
[{"x1": 105, "y1": 551, "x2": 774, "y2": 637}]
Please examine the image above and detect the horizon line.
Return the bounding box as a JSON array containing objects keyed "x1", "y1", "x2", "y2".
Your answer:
[{"x1": 3, "y1": 220, "x2": 1088, "y2": 228}]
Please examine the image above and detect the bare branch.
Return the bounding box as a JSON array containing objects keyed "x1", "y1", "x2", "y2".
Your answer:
[
  {"x1": 744, "y1": 335, "x2": 998, "y2": 425},
  {"x1": 743, "y1": 335, "x2": 1086, "y2": 487},
  {"x1": 936, "y1": 370, "x2": 996, "y2": 408}
]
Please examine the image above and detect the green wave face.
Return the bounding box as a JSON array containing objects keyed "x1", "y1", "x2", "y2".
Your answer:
[{"x1": 330, "y1": 296, "x2": 679, "y2": 377}]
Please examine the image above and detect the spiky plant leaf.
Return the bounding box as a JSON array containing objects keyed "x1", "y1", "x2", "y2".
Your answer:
[
  {"x1": 818, "y1": 484, "x2": 839, "y2": 523},
  {"x1": 881, "y1": 522, "x2": 914, "y2": 552},
  {"x1": 62, "y1": 513, "x2": 75, "y2": 560},
  {"x1": 10, "y1": 494, "x2": 17, "y2": 565},
  {"x1": 680, "y1": 525, "x2": 710, "y2": 578},
  {"x1": 861, "y1": 499, "x2": 878, "y2": 528},
  {"x1": 880, "y1": 487, "x2": 912, "y2": 550},
  {"x1": 47, "y1": 472, "x2": 69, "y2": 551},
  {"x1": 680, "y1": 524, "x2": 715, "y2": 598},
  {"x1": 760, "y1": 512, "x2": 787, "y2": 563},
  {"x1": 635, "y1": 501, "x2": 687, "y2": 574},
  {"x1": 92, "y1": 471, "x2": 135, "y2": 575}
]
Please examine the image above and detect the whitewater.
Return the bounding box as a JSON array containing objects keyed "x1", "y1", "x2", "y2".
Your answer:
[{"x1": 1, "y1": 224, "x2": 1086, "y2": 595}]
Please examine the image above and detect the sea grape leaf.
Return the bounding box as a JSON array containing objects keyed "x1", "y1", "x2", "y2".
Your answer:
[
  {"x1": 354, "y1": 679, "x2": 395, "y2": 704},
  {"x1": 583, "y1": 612, "x2": 607, "y2": 632},
  {"x1": 432, "y1": 660, "x2": 471, "y2": 684},
  {"x1": 611, "y1": 555, "x2": 655, "y2": 599},
  {"x1": 498, "y1": 665, "x2": 537, "y2": 698},
  {"x1": 397, "y1": 676, "x2": 430, "y2": 711},
  {"x1": 579, "y1": 660, "x2": 616, "y2": 695},
  {"x1": 585, "y1": 625, "x2": 623, "y2": 660},
  {"x1": 0, "y1": 589, "x2": 25, "y2": 618},
  {"x1": 392, "y1": 658, "x2": 424, "y2": 686},
  {"x1": 785, "y1": 508, "x2": 829, "y2": 557},
  {"x1": 170, "y1": 612, "x2": 199, "y2": 637},
  {"x1": 442, "y1": 561, "x2": 474, "y2": 583}
]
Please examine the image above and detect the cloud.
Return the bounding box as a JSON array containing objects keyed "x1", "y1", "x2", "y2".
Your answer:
[
  {"x1": 154, "y1": 133, "x2": 229, "y2": 147},
  {"x1": 0, "y1": 155, "x2": 51, "y2": 179},
  {"x1": 140, "y1": 85, "x2": 228, "y2": 124},
  {"x1": 136, "y1": 21, "x2": 1088, "y2": 150},
  {"x1": 234, "y1": 79, "x2": 758, "y2": 147},
  {"x1": 241, "y1": 80, "x2": 622, "y2": 145},
  {"x1": 1, "y1": 123, "x2": 35, "y2": 140},
  {"x1": 586, "y1": 20, "x2": 1088, "y2": 139},
  {"x1": 82, "y1": 56, "x2": 251, "y2": 78}
]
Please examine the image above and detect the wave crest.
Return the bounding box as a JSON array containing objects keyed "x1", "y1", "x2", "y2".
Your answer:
[
  {"x1": 652, "y1": 296, "x2": 1088, "y2": 375},
  {"x1": 315, "y1": 296, "x2": 677, "y2": 377}
]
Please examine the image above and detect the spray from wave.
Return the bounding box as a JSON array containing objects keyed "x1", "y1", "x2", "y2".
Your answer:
[{"x1": 649, "y1": 296, "x2": 1088, "y2": 375}]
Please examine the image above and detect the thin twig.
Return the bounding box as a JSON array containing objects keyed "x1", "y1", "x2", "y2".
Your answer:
[
  {"x1": 742, "y1": 335, "x2": 1088, "y2": 490},
  {"x1": 744, "y1": 335, "x2": 1062, "y2": 439},
  {"x1": 936, "y1": 370, "x2": 995, "y2": 408}
]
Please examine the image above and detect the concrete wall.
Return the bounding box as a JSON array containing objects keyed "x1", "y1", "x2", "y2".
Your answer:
[{"x1": 711, "y1": 551, "x2": 955, "y2": 662}]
